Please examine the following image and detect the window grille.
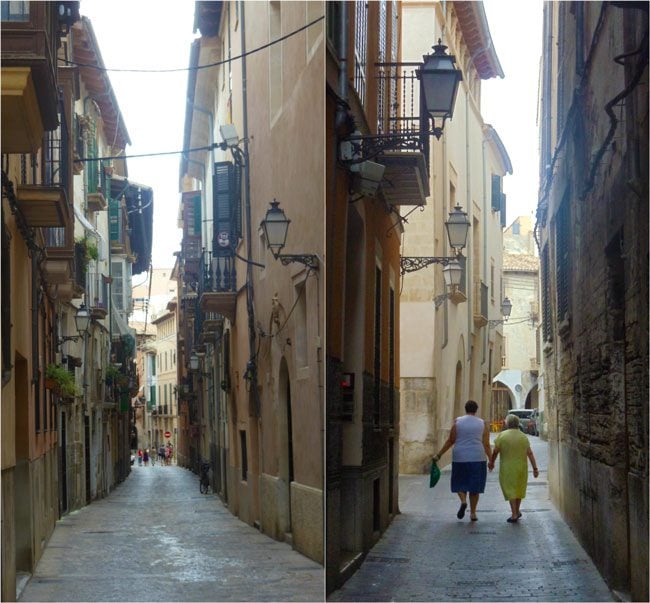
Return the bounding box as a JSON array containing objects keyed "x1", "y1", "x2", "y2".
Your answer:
[
  {"x1": 388, "y1": 287, "x2": 395, "y2": 426},
  {"x1": 377, "y1": 0, "x2": 387, "y2": 133},
  {"x1": 542, "y1": 244, "x2": 552, "y2": 341},
  {"x1": 373, "y1": 266, "x2": 382, "y2": 425},
  {"x1": 354, "y1": 0, "x2": 368, "y2": 107},
  {"x1": 555, "y1": 195, "x2": 571, "y2": 322}
]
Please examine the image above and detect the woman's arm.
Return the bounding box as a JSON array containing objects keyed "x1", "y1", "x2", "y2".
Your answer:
[
  {"x1": 527, "y1": 447, "x2": 539, "y2": 478},
  {"x1": 433, "y1": 422, "x2": 457, "y2": 461},
  {"x1": 488, "y1": 445, "x2": 500, "y2": 471},
  {"x1": 482, "y1": 422, "x2": 492, "y2": 459}
]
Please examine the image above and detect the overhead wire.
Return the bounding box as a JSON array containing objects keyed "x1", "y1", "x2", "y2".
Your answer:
[{"x1": 58, "y1": 15, "x2": 324, "y2": 74}]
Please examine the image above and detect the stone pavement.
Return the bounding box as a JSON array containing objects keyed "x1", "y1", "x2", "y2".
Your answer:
[
  {"x1": 329, "y1": 435, "x2": 614, "y2": 602},
  {"x1": 19, "y1": 464, "x2": 324, "y2": 602}
]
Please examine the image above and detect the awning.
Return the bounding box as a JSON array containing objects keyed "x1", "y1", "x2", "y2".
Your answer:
[{"x1": 74, "y1": 204, "x2": 106, "y2": 261}]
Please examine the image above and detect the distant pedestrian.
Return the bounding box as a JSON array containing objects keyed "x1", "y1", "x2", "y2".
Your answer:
[
  {"x1": 143, "y1": 448, "x2": 149, "y2": 466},
  {"x1": 137, "y1": 448, "x2": 143, "y2": 466},
  {"x1": 432, "y1": 400, "x2": 492, "y2": 521},
  {"x1": 165, "y1": 444, "x2": 171, "y2": 466},
  {"x1": 159, "y1": 445, "x2": 165, "y2": 464},
  {"x1": 488, "y1": 413, "x2": 539, "y2": 523}
]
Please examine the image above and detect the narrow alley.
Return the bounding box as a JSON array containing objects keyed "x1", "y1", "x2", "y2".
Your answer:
[
  {"x1": 329, "y1": 436, "x2": 613, "y2": 602},
  {"x1": 18, "y1": 465, "x2": 324, "y2": 603}
]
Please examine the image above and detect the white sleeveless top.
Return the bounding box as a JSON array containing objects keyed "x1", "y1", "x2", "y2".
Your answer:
[{"x1": 453, "y1": 414, "x2": 486, "y2": 463}]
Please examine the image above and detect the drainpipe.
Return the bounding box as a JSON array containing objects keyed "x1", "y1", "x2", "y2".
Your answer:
[
  {"x1": 240, "y1": 3, "x2": 258, "y2": 416},
  {"x1": 465, "y1": 94, "x2": 472, "y2": 364},
  {"x1": 482, "y1": 134, "x2": 488, "y2": 367}
]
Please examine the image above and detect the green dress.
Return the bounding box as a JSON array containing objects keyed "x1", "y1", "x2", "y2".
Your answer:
[{"x1": 495, "y1": 428, "x2": 531, "y2": 500}]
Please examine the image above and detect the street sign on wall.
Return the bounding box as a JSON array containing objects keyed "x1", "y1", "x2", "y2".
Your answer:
[{"x1": 164, "y1": 431, "x2": 171, "y2": 438}]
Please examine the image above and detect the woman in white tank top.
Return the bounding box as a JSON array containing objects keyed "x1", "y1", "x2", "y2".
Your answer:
[{"x1": 432, "y1": 400, "x2": 492, "y2": 521}]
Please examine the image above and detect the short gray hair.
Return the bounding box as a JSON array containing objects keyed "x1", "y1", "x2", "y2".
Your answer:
[{"x1": 505, "y1": 414, "x2": 520, "y2": 429}]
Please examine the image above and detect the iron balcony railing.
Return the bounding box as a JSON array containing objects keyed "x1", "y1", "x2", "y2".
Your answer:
[
  {"x1": 199, "y1": 249, "x2": 237, "y2": 295},
  {"x1": 374, "y1": 63, "x2": 430, "y2": 161}
]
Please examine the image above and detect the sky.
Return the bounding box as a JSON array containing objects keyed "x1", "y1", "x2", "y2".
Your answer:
[
  {"x1": 80, "y1": 0, "x2": 197, "y2": 273},
  {"x1": 79, "y1": 0, "x2": 543, "y2": 270},
  {"x1": 481, "y1": 0, "x2": 544, "y2": 228}
]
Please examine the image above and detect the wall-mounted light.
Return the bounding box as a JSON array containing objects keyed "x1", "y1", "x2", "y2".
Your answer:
[
  {"x1": 400, "y1": 204, "x2": 470, "y2": 275},
  {"x1": 260, "y1": 199, "x2": 319, "y2": 269},
  {"x1": 57, "y1": 304, "x2": 91, "y2": 348},
  {"x1": 488, "y1": 297, "x2": 513, "y2": 328},
  {"x1": 418, "y1": 40, "x2": 463, "y2": 140}
]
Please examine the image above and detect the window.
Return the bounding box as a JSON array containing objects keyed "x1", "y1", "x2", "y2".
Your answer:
[
  {"x1": 111, "y1": 260, "x2": 124, "y2": 311},
  {"x1": 512, "y1": 222, "x2": 520, "y2": 235},
  {"x1": 354, "y1": 0, "x2": 368, "y2": 107},
  {"x1": 326, "y1": 1, "x2": 342, "y2": 54},
  {"x1": 541, "y1": 244, "x2": 551, "y2": 341},
  {"x1": 490, "y1": 261, "x2": 495, "y2": 302},
  {"x1": 388, "y1": 287, "x2": 395, "y2": 426},
  {"x1": 2, "y1": 215, "x2": 11, "y2": 385},
  {"x1": 269, "y1": 1, "x2": 282, "y2": 120},
  {"x1": 1, "y1": 1, "x2": 29, "y2": 21},
  {"x1": 240, "y1": 430, "x2": 248, "y2": 481}
]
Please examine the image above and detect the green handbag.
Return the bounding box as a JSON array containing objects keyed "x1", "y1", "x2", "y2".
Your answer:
[{"x1": 429, "y1": 459, "x2": 441, "y2": 488}]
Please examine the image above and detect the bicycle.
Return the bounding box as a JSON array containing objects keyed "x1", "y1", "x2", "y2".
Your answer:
[{"x1": 199, "y1": 461, "x2": 210, "y2": 494}]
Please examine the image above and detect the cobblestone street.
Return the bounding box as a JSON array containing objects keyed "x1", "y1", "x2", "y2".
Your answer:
[
  {"x1": 18, "y1": 464, "x2": 324, "y2": 602},
  {"x1": 329, "y1": 436, "x2": 614, "y2": 602}
]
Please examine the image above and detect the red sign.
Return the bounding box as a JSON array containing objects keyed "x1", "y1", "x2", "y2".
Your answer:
[{"x1": 164, "y1": 431, "x2": 172, "y2": 439}]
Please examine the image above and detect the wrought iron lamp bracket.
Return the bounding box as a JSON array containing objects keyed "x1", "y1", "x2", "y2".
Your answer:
[
  {"x1": 340, "y1": 132, "x2": 425, "y2": 165},
  {"x1": 433, "y1": 292, "x2": 452, "y2": 308},
  {"x1": 488, "y1": 319, "x2": 507, "y2": 329},
  {"x1": 400, "y1": 256, "x2": 454, "y2": 275},
  {"x1": 276, "y1": 254, "x2": 319, "y2": 270}
]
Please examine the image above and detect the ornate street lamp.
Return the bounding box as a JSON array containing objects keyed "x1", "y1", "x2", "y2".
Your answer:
[
  {"x1": 400, "y1": 204, "x2": 471, "y2": 275},
  {"x1": 260, "y1": 200, "x2": 319, "y2": 269},
  {"x1": 445, "y1": 204, "x2": 471, "y2": 252},
  {"x1": 489, "y1": 297, "x2": 514, "y2": 328},
  {"x1": 189, "y1": 353, "x2": 200, "y2": 372},
  {"x1": 419, "y1": 40, "x2": 463, "y2": 139},
  {"x1": 57, "y1": 304, "x2": 91, "y2": 348}
]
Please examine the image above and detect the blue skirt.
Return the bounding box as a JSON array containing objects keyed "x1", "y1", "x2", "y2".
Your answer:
[{"x1": 451, "y1": 461, "x2": 487, "y2": 494}]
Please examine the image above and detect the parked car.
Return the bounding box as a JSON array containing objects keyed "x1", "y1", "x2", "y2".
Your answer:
[{"x1": 504, "y1": 409, "x2": 539, "y2": 436}]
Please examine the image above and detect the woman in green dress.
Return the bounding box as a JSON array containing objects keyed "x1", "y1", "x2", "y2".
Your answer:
[{"x1": 488, "y1": 413, "x2": 539, "y2": 522}]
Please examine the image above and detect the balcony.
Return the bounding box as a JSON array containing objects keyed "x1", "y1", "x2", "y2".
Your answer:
[
  {"x1": 1, "y1": 2, "x2": 80, "y2": 152},
  {"x1": 15, "y1": 184, "x2": 68, "y2": 226},
  {"x1": 198, "y1": 250, "x2": 237, "y2": 323},
  {"x1": 365, "y1": 64, "x2": 430, "y2": 206},
  {"x1": 473, "y1": 280, "x2": 489, "y2": 328},
  {"x1": 88, "y1": 271, "x2": 108, "y2": 319}
]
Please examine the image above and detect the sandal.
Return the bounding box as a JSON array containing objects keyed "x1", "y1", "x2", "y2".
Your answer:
[
  {"x1": 470, "y1": 514, "x2": 478, "y2": 521},
  {"x1": 457, "y1": 502, "x2": 467, "y2": 519}
]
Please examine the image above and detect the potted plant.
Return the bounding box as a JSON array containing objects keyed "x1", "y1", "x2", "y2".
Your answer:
[
  {"x1": 105, "y1": 364, "x2": 120, "y2": 386},
  {"x1": 75, "y1": 236, "x2": 99, "y2": 269},
  {"x1": 45, "y1": 364, "x2": 80, "y2": 399}
]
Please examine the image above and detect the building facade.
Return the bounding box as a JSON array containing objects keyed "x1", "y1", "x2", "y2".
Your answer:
[
  {"x1": 398, "y1": 1, "x2": 510, "y2": 476},
  {"x1": 491, "y1": 216, "x2": 540, "y2": 428},
  {"x1": 1, "y1": 5, "x2": 80, "y2": 597},
  {"x1": 326, "y1": 0, "x2": 406, "y2": 590},
  {"x1": 177, "y1": 1, "x2": 324, "y2": 564},
  {"x1": 1, "y1": 7, "x2": 151, "y2": 599},
  {"x1": 537, "y1": 2, "x2": 648, "y2": 600}
]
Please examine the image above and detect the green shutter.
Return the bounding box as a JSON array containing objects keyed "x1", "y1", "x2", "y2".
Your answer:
[
  {"x1": 212, "y1": 161, "x2": 241, "y2": 255},
  {"x1": 491, "y1": 174, "x2": 502, "y2": 212}
]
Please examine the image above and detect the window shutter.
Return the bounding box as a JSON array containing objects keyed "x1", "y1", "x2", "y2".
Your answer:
[
  {"x1": 212, "y1": 161, "x2": 241, "y2": 256},
  {"x1": 491, "y1": 174, "x2": 502, "y2": 212}
]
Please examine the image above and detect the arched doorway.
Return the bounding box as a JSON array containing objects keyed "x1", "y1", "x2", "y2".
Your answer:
[{"x1": 278, "y1": 358, "x2": 293, "y2": 537}]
